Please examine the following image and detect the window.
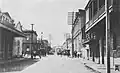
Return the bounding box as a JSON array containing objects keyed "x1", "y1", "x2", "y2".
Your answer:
[
  {"x1": 17, "y1": 40, "x2": 20, "y2": 46},
  {"x1": 113, "y1": 0, "x2": 120, "y2": 5},
  {"x1": 0, "y1": 14, "x2": 2, "y2": 22},
  {"x1": 27, "y1": 37, "x2": 29, "y2": 40},
  {"x1": 86, "y1": 8, "x2": 89, "y2": 23},
  {"x1": 6, "y1": 18, "x2": 8, "y2": 22},
  {"x1": 2, "y1": 16, "x2": 5, "y2": 21},
  {"x1": 99, "y1": 0, "x2": 105, "y2": 9},
  {"x1": 93, "y1": 0, "x2": 98, "y2": 16},
  {"x1": 89, "y1": 3, "x2": 93, "y2": 20}
]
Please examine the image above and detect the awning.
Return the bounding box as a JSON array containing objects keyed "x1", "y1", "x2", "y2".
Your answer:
[{"x1": 0, "y1": 23, "x2": 26, "y2": 37}]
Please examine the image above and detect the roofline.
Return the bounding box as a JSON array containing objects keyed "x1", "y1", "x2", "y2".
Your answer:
[
  {"x1": 2, "y1": 12, "x2": 12, "y2": 19},
  {"x1": 84, "y1": 0, "x2": 92, "y2": 10},
  {"x1": 23, "y1": 30, "x2": 38, "y2": 36}
]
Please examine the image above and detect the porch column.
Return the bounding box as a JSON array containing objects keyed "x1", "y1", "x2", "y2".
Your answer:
[
  {"x1": 99, "y1": 37, "x2": 102, "y2": 64},
  {"x1": 0, "y1": 28, "x2": 2, "y2": 60},
  {"x1": 101, "y1": 37, "x2": 104, "y2": 64}
]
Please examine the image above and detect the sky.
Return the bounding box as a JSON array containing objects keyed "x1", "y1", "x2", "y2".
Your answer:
[{"x1": 1, "y1": 0, "x2": 88, "y2": 46}]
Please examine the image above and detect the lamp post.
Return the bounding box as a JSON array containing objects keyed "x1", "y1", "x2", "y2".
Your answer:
[{"x1": 31, "y1": 24, "x2": 34, "y2": 59}]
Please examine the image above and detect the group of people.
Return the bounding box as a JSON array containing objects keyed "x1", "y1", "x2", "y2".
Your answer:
[{"x1": 73, "y1": 51, "x2": 82, "y2": 58}]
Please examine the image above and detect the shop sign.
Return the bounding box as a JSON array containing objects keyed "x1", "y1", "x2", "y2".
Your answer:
[{"x1": 85, "y1": 32, "x2": 96, "y2": 42}]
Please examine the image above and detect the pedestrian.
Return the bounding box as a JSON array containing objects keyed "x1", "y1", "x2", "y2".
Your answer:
[{"x1": 77, "y1": 51, "x2": 81, "y2": 58}]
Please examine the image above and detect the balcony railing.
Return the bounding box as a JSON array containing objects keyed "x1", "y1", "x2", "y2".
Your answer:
[
  {"x1": 113, "y1": 0, "x2": 120, "y2": 11},
  {"x1": 86, "y1": 5, "x2": 105, "y2": 31},
  {"x1": 85, "y1": 0, "x2": 115, "y2": 32}
]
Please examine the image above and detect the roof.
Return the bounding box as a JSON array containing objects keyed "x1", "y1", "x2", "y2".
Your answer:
[
  {"x1": 0, "y1": 23, "x2": 26, "y2": 37},
  {"x1": 84, "y1": 0, "x2": 92, "y2": 9},
  {"x1": 42, "y1": 40, "x2": 48, "y2": 43},
  {"x1": 15, "y1": 21, "x2": 23, "y2": 32},
  {"x1": 2, "y1": 12, "x2": 11, "y2": 19},
  {"x1": 23, "y1": 30, "x2": 38, "y2": 36},
  {"x1": 0, "y1": 12, "x2": 25, "y2": 37}
]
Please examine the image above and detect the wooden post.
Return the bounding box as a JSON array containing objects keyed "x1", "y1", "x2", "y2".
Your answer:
[{"x1": 105, "y1": 0, "x2": 111, "y2": 72}]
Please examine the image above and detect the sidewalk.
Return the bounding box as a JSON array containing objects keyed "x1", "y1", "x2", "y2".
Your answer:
[
  {"x1": 0, "y1": 57, "x2": 31, "y2": 64},
  {"x1": 80, "y1": 58, "x2": 120, "y2": 73}
]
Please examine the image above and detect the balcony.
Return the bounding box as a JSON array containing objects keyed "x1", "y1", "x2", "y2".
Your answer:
[
  {"x1": 113, "y1": 0, "x2": 120, "y2": 12},
  {"x1": 85, "y1": 0, "x2": 115, "y2": 32},
  {"x1": 85, "y1": 5, "x2": 105, "y2": 32}
]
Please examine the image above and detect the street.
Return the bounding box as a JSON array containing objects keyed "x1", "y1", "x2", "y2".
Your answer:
[{"x1": 6, "y1": 55, "x2": 99, "y2": 73}]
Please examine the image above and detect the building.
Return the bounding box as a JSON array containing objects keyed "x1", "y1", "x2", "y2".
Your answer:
[
  {"x1": 72, "y1": 9, "x2": 85, "y2": 54},
  {"x1": 22, "y1": 30, "x2": 38, "y2": 54},
  {"x1": 37, "y1": 38, "x2": 41, "y2": 50},
  {"x1": 41, "y1": 40, "x2": 49, "y2": 48},
  {"x1": 0, "y1": 12, "x2": 25, "y2": 60},
  {"x1": 62, "y1": 38, "x2": 72, "y2": 50},
  {"x1": 41, "y1": 40, "x2": 50, "y2": 54},
  {"x1": 63, "y1": 33, "x2": 71, "y2": 49},
  {"x1": 13, "y1": 21, "x2": 25, "y2": 58},
  {"x1": 83, "y1": 0, "x2": 120, "y2": 65}
]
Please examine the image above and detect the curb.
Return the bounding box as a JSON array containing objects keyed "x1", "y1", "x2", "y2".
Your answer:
[
  {"x1": 0, "y1": 58, "x2": 31, "y2": 64},
  {"x1": 84, "y1": 63, "x2": 101, "y2": 73}
]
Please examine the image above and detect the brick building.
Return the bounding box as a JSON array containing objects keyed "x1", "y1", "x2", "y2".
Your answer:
[
  {"x1": 83, "y1": 0, "x2": 120, "y2": 65},
  {"x1": 22, "y1": 30, "x2": 38, "y2": 54},
  {"x1": 72, "y1": 9, "x2": 85, "y2": 54}
]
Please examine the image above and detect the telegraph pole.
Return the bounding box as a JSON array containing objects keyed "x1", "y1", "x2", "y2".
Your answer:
[
  {"x1": 31, "y1": 24, "x2": 34, "y2": 59},
  {"x1": 49, "y1": 34, "x2": 52, "y2": 47},
  {"x1": 71, "y1": 11, "x2": 74, "y2": 58},
  {"x1": 105, "y1": 0, "x2": 111, "y2": 73},
  {"x1": 41, "y1": 32, "x2": 43, "y2": 48}
]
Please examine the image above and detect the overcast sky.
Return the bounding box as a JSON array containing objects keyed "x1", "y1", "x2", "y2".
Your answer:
[{"x1": 1, "y1": 0, "x2": 88, "y2": 46}]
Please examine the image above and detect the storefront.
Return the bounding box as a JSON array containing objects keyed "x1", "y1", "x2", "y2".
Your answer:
[{"x1": 0, "y1": 12, "x2": 25, "y2": 60}]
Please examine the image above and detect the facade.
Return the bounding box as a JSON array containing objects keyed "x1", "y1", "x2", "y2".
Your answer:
[
  {"x1": 72, "y1": 9, "x2": 85, "y2": 54},
  {"x1": 41, "y1": 40, "x2": 49, "y2": 54},
  {"x1": 37, "y1": 38, "x2": 41, "y2": 50},
  {"x1": 83, "y1": 0, "x2": 120, "y2": 64},
  {"x1": 41, "y1": 40, "x2": 49, "y2": 48},
  {"x1": 62, "y1": 38, "x2": 72, "y2": 50},
  {"x1": 0, "y1": 12, "x2": 24, "y2": 60},
  {"x1": 67, "y1": 38, "x2": 72, "y2": 55},
  {"x1": 13, "y1": 22, "x2": 25, "y2": 58},
  {"x1": 22, "y1": 30, "x2": 38, "y2": 54}
]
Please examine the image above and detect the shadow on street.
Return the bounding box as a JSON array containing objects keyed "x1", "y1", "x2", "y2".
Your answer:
[{"x1": 0, "y1": 58, "x2": 40, "y2": 72}]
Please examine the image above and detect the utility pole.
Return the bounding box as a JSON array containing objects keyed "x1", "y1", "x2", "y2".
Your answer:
[
  {"x1": 49, "y1": 34, "x2": 52, "y2": 47},
  {"x1": 105, "y1": 0, "x2": 111, "y2": 73},
  {"x1": 71, "y1": 11, "x2": 74, "y2": 58},
  {"x1": 31, "y1": 24, "x2": 34, "y2": 59},
  {"x1": 41, "y1": 32, "x2": 43, "y2": 48}
]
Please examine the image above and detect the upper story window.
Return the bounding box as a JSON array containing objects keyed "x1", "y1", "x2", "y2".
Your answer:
[
  {"x1": 99, "y1": 0, "x2": 105, "y2": 9},
  {"x1": 26, "y1": 37, "x2": 29, "y2": 40},
  {"x1": 93, "y1": 0, "x2": 98, "y2": 16},
  {"x1": 113, "y1": 0, "x2": 120, "y2": 5},
  {"x1": 2, "y1": 16, "x2": 5, "y2": 21},
  {"x1": 86, "y1": 8, "x2": 89, "y2": 23},
  {"x1": 0, "y1": 15, "x2": 11, "y2": 24},
  {"x1": 89, "y1": 3, "x2": 93, "y2": 20},
  {"x1": 17, "y1": 40, "x2": 20, "y2": 46}
]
